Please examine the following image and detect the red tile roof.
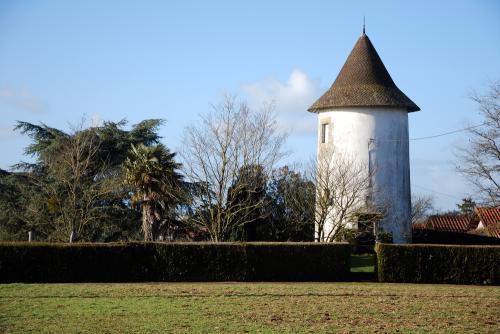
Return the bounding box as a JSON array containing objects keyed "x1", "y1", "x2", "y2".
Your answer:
[
  {"x1": 475, "y1": 207, "x2": 500, "y2": 238},
  {"x1": 412, "y1": 223, "x2": 426, "y2": 230},
  {"x1": 425, "y1": 215, "x2": 474, "y2": 233}
]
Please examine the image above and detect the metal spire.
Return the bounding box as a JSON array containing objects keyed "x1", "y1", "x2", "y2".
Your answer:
[{"x1": 363, "y1": 16, "x2": 366, "y2": 35}]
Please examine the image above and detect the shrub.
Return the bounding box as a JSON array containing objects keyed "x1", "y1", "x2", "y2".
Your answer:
[
  {"x1": 376, "y1": 243, "x2": 500, "y2": 285},
  {"x1": 376, "y1": 231, "x2": 393, "y2": 244},
  {"x1": 412, "y1": 229, "x2": 500, "y2": 245},
  {"x1": 0, "y1": 242, "x2": 350, "y2": 283},
  {"x1": 246, "y1": 243, "x2": 351, "y2": 281}
]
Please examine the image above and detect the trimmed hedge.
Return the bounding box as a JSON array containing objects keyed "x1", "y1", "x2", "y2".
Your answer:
[
  {"x1": 413, "y1": 229, "x2": 500, "y2": 245},
  {"x1": 0, "y1": 242, "x2": 350, "y2": 283},
  {"x1": 245, "y1": 243, "x2": 349, "y2": 281},
  {"x1": 376, "y1": 243, "x2": 500, "y2": 285}
]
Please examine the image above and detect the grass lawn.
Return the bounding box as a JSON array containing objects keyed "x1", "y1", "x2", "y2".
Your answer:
[
  {"x1": 1, "y1": 282, "x2": 499, "y2": 333},
  {"x1": 350, "y1": 254, "x2": 375, "y2": 273}
]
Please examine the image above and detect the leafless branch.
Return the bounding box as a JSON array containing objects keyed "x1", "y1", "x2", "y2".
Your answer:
[
  {"x1": 180, "y1": 95, "x2": 287, "y2": 241},
  {"x1": 310, "y1": 147, "x2": 375, "y2": 242},
  {"x1": 457, "y1": 81, "x2": 500, "y2": 206}
]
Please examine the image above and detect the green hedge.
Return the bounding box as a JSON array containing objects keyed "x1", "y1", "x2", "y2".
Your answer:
[
  {"x1": 413, "y1": 229, "x2": 500, "y2": 245},
  {"x1": 0, "y1": 242, "x2": 350, "y2": 283},
  {"x1": 376, "y1": 243, "x2": 500, "y2": 285}
]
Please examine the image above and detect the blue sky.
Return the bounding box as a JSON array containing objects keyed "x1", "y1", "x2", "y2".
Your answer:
[{"x1": 0, "y1": 0, "x2": 499, "y2": 210}]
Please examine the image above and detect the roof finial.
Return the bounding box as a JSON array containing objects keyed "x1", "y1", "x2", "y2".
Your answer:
[{"x1": 363, "y1": 16, "x2": 366, "y2": 35}]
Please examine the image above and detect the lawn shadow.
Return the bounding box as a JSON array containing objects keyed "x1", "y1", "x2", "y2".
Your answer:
[{"x1": 350, "y1": 254, "x2": 376, "y2": 282}]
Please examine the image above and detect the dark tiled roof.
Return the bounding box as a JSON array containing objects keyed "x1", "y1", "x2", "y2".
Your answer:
[
  {"x1": 426, "y1": 215, "x2": 474, "y2": 233},
  {"x1": 308, "y1": 33, "x2": 420, "y2": 113},
  {"x1": 475, "y1": 207, "x2": 500, "y2": 238}
]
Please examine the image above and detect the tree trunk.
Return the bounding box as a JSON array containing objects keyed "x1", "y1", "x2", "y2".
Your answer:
[
  {"x1": 151, "y1": 208, "x2": 161, "y2": 242},
  {"x1": 142, "y1": 204, "x2": 153, "y2": 241}
]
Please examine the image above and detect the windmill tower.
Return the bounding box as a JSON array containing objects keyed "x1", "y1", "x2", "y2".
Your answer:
[{"x1": 308, "y1": 28, "x2": 419, "y2": 244}]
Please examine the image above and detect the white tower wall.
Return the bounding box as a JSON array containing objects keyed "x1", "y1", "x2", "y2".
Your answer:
[{"x1": 317, "y1": 107, "x2": 411, "y2": 243}]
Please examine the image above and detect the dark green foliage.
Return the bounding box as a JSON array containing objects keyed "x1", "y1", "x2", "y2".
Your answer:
[
  {"x1": 262, "y1": 167, "x2": 315, "y2": 241},
  {"x1": 376, "y1": 244, "x2": 500, "y2": 285},
  {"x1": 245, "y1": 243, "x2": 350, "y2": 281},
  {"x1": 0, "y1": 242, "x2": 351, "y2": 283},
  {"x1": 412, "y1": 229, "x2": 500, "y2": 245},
  {"x1": 124, "y1": 143, "x2": 185, "y2": 241},
  {"x1": 155, "y1": 243, "x2": 249, "y2": 281},
  {"x1": 376, "y1": 231, "x2": 393, "y2": 244},
  {"x1": 227, "y1": 165, "x2": 268, "y2": 241},
  {"x1": 0, "y1": 171, "x2": 26, "y2": 240},
  {"x1": 0, "y1": 242, "x2": 146, "y2": 282},
  {"x1": 1, "y1": 119, "x2": 167, "y2": 242},
  {"x1": 456, "y1": 197, "x2": 477, "y2": 216},
  {"x1": 0, "y1": 170, "x2": 58, "y2": 241}
]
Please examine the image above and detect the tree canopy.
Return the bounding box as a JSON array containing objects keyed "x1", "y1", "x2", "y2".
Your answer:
[{"x1": 0, "y1": 119, "x2": 167, "y2": 242}]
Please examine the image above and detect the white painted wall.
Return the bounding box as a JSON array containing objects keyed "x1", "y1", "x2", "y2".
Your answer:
[{"x1": 316, "y1": 107, "x2": 411, "y2": 243}]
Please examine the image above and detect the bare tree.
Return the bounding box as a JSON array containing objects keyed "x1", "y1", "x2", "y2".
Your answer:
[
  {"x1": 411, "y1": 194, "x2": 435, "y2": 225},
  {"x1": 181, "y1": 95, "x2": 286, "y2": 242},
  {"x1": 311, "y1": 147, "x2": 374, "y2": 242},
  {"x1": 457, "y1": 81, "x2": 500, "y2": 206}
]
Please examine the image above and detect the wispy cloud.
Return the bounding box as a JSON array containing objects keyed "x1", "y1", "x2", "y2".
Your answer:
[
  {"x1": 241, "y1": 69, "x2": 322, "y2": 135},
  {"x1": 0, "y1": 87, "x2": 47, "y2": 113}
]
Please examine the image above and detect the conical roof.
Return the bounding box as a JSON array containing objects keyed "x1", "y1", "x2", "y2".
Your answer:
[{"x1": 308, "y1": 33, "x2": 420, "y2": 112}]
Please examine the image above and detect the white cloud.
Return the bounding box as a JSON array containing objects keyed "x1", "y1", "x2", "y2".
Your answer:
[
  {"x1": 0, "y1": 87, "x2": 47, "y2": 113},
  {"x1": 241, "y1": 69, "x2": 322, "y2": 135}
]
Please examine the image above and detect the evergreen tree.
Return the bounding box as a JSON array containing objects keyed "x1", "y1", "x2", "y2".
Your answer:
[
  {"x1": 456, "y1": 197, "x2": 477, "y2": 216},
  {"x1": 124, "y1": 144, "x2": 184, "y2": 241},
  {"x1": 0, "y1": 119, "x2": 166, "y2": 242}
]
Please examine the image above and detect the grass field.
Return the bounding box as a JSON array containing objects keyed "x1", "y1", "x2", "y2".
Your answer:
[
  {"x1": 1, "y1": 283, "x2": 499, "y2": 333},
  {"x1": 350, "y1": 254, "x2": 375, "y2": 273}
]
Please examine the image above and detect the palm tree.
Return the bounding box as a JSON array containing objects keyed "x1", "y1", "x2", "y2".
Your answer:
[{"x1": 124, "y1": 144, "x2": 184, "y2": 241}]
